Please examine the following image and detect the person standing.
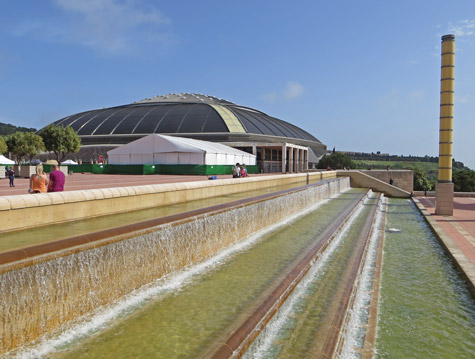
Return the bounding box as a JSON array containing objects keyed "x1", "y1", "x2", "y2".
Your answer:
[
  {"x1": 232, "y1": 163, "x2": 241, "y2": 178},
  {"x1": 240, "y1": 163, "x2": 248, "y2": 177},
  {"x1": 7, "y1": 166, "x2": 15, "y2": 187},
  {"x1": 48, "y1": 164, "x2": 65, "y2": 192},
  {"x1": 29, "y1": 164, "x2": 49, "y2": 193}
]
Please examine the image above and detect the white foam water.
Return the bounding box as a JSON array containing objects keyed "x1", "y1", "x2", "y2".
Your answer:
[
  {"x1": 7, "y1": 192, "x2": 344, "y2": 359},
  {"x1": 242, "y1": 191, "x2": 370, "y2": 359},
  {"x1": 336, "y1": 195, "x2": 384, "y2": 358}
]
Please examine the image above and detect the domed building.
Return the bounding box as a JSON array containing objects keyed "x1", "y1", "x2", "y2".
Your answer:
[{"x1": 50, "y1": 93, "x2": 326, "y2": 173}]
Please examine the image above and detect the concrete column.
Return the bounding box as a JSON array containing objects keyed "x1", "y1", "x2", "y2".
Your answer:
[
  {"x1": 304, "y1": 149, "x2": 308, "y2": 170},
  {"x1": 282, "y1": 144, "x2": 286, "y2": 173},
  {"x1": 436, "y1": 34, "x2": 455, "y2": 215},
  {"x1": 289, "y1": 147, "x2": 294, "y2": 173},
  {"x1": 295, "y1": 148, "x2": 300, "y2": 173}
]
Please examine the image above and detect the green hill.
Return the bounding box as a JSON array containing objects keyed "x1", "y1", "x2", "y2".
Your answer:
[{"x1": 0, "y1": 122, "x2": 37, "y2": 136}]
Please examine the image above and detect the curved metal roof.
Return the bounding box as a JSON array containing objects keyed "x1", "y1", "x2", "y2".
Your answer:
[{"x1": 52, "y1": 93, "x2": 321, "y2": 144}]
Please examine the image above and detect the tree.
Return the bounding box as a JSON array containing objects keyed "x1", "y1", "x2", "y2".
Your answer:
[
  {"x1": 39, "y1": 125, "x2": 81, "y2": 162},
  {"x1": 317, "y1": 152, "x2": 354, "y2": 170},
  {"x1": 453, "y1": 170, "x2": 475, "y2": 192},
  {"x1": 5, "y1": 132, "x2": 44, "y2": 163},
  {"x1": 0, "y1": 136, "x2": 7, "y2": 154},
  {"x1": 412, "y1": 167, "x2": 432, "y2": 191}
]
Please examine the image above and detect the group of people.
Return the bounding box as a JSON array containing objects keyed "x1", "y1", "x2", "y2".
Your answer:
[
  {"x1": 29, "y1": 164, "x2": 65, "y2": 193},
  {"x1": 5, "y1": 164, "x2": 65, "y2": 193},
  {"x1": 232, "y1": 163, "x2": 248, "y2": 178}
]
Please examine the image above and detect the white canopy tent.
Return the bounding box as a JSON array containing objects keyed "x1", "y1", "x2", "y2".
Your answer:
[
  {"x1": 107, "y1": 134, "x2": 256, "y2": 166},
  {"x1": 0, "y1": 155, "x2": 15, "y2": 165},
  {"x1": 61, "y1": 159, "x2": 79, "y2": 165}
]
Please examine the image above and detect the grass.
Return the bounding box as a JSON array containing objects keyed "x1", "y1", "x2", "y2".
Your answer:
[{"x1": 353, "y1": 160, "x2": 438, "y2": 181}]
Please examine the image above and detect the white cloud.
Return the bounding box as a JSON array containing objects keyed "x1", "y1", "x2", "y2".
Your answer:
[
  {"x1": 284, "y1": 81, "x2": 304, "y2": 99},
  {"x1": 410, "y1": 90, "x2": 425, "y2": 101},
  {"x1": 260, "y1": 92, "x2": 278, "y2": 103},
  {"x1": 13, "y1": 0, "x2": 171, "y2": 54},
  {"x1": 456, "y1": 95, "x2": 469, "y2": 104},
  {"x1": 261, "y1": 81, "x2": 305, "y2": 103},
  {"x1": 447, "y1": 19, "x2": 475, "y2": 38}
]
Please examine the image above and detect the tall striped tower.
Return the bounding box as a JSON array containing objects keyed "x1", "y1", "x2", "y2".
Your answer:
[{"x1": 436, "y1": 34, "x2": 455, "y2": 215}]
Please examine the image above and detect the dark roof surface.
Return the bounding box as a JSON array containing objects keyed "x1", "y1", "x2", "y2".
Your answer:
[{"x1": 52, "y1": 93, "x2": 321, "y2": 143}]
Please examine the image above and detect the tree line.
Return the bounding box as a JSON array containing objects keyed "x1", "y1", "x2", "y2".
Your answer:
[
  {"x1": 0, "y1": 125, "x2": 81, "y2": 163},
  {"x1": 0, "y1": 122, "x2": 37, "y2": 136},
  {"x1": 345, "y1": 152, "x2": 466, "y2": 169},
  {"x1": 317, "y1": 152, "x2": 475, "y2": 192}
]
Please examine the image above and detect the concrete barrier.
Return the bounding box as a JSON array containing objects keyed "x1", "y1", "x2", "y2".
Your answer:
[
  {"x1": 336, "y1": 170, "x2": 411, "y2": 198},
  {"x1": 0, "y1": 172, "x2": 337, "y2": 233}
]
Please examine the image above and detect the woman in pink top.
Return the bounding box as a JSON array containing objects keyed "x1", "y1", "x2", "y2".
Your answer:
[{"x1": 29, "y1": 164, "x2": 49, "y2": 193}]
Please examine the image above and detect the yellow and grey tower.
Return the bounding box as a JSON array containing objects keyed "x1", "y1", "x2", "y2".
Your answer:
[{"x1": 436, "y1": 34, "x2": 455, "y2": 215}]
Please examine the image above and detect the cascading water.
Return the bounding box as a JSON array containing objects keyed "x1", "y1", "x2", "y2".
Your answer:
[
  {"x1": 241, "y1": 192, "x2": 383, "y2": 359},
  {"x1": 335, "y1": 196, "x2": 385, "y2": 358},
  {"x1": 4, "y1": 183, "x2": 472, "y2": 359},
  {"x1": 0, "y1": 178, "x2": 349, "y2": 355}
]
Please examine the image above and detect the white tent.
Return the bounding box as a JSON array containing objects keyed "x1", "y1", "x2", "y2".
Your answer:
[
  {"x1": 107, "y1": 134, "x2": 256, "y2": 166},
  {"x1": 61, "y1": 159, "x2": 78, "y2": 165},
  {"x1": 0, "y1": 155, "x2": 15, "y2": 165}
]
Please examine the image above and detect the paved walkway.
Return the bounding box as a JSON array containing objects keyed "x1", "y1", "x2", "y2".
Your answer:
[
  {"x1": 0, "y1": 173, "x2": 274, "y2": 197},
  {"x1": 415, "y1": 195, "x2": 475, "y2": 289}
]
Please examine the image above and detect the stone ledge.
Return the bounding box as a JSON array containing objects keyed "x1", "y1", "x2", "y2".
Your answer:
[{"x1": 0, "y1": 173, "x2": 323, "y2": 232}]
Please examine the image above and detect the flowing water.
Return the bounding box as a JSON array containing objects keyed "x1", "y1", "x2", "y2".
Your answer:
[
  {"x1": 242, "y1": 193, "x2": 382, "y2": 359},
  {"x1": 7, "y1": 189, "x2": 366, "y2": 359},
  {"x1": 4, "y1": 192, "x2": 474, "y2": 359},
  {"x1": 376, "y1": 198, "x2": 475, "y2": 359},
  {"x1": 0, "y1": 179, "x2": 321, "y2": 252}
]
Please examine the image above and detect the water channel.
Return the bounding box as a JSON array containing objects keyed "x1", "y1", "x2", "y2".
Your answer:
[
  {"x1": 0, "y1": 180, "x2": 321, "y2": 252},
  {"x1": 376, "y1": 199, "x2": 474, "y2": 359},
  {"x1": 5, "y1": 188, "x2": 364, "y2": 358},
  {"x1": 2, "y1": 187, "x2": 474, "y2": 359}
]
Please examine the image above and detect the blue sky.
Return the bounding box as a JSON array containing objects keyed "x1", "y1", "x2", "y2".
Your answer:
[{"x1": 1, "y1": 0, "x2": 474, "y2": 169}]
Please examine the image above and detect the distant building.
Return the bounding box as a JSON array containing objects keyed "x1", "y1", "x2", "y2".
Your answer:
[{"x1": 45, "y1": 93, "x2": 326, "y2": 173}]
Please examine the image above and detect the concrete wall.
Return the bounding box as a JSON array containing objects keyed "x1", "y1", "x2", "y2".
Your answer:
[
  {"x1": 357, "y1": 170, "x2": 413, "y2": 192},
  {"x1": 336, "y1": 170, "x2": 411, "y2": 198},
  {"x1": 0, "y1": 172, "x2": 337, "y2": 233}
]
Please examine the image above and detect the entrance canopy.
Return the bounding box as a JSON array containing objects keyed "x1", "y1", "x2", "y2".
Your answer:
[{"x1": 107, "y1": 134, "x2": 256, "y2": 166}]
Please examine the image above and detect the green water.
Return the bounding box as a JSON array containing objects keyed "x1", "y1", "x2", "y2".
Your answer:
[
  {"x1": 377, "y1": 199, "x2": 475, "y2": 358},
  {"x1": 243, "y1": 194, "x2": 381, "y2": 358},
  {"x1": 0, "y1": 180, "x2": 320, "y2": 253},
  {"x1": 29, "y1": 189, "x2": 367, "y2": 359}
]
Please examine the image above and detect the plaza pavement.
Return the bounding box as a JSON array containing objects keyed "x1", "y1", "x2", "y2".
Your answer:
[{"x1": 0, "y1": 173, "x2": 273, "y2": 197}]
